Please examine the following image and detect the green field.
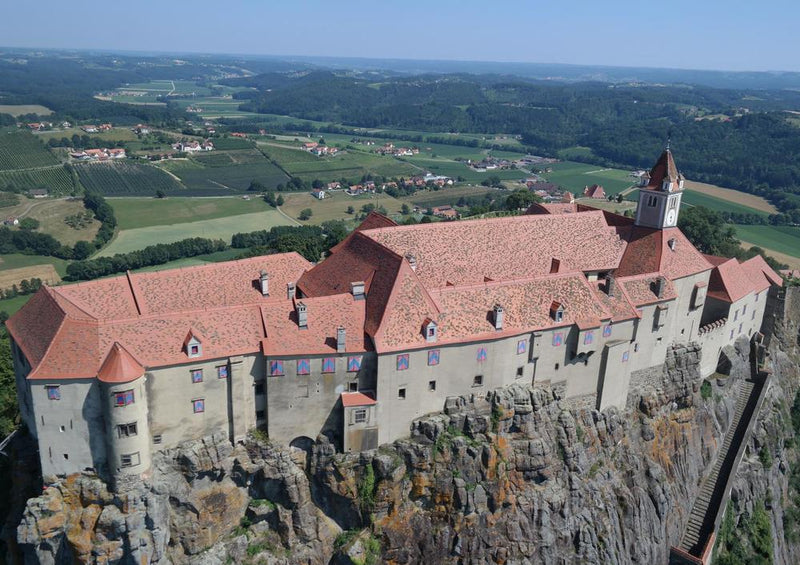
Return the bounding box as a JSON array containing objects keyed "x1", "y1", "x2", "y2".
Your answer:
[
  {"x1": 273, "y1": 149, "x2": 419, "y2": 182},
  {"x1": 259, "y1": 143, "x2": 320, "y2": 164},
  {"x1": 0, "y1": 104, "x2": 53, "y2": 117},
  {"x1": 0, "y1": 294, "x2": 33, "y2": 316},
  {"x1": 176, "y1": 160, "x2": 288, "y2": 193},
  {"x1": 0, "y1": 165, "x2": 76, "y2": 194},
  {"x1": 110, "y1": 196, "x2": 272, "y2": 230},
  {"x1": 76, "y1": 161, "x2": 184, "y2": 195},
  {"x1": 0, "y1": 131, "x2": 60, "y2": 171},
  {"x1": 682, "y1": 190, "x2": 770, "y2": 217},
  {"x1": 541, "y1": 162, "x2": 634, "y2": 196},
  {"x1": 733, "y1": 224, "x2": 800, "y2": 258},
  {"x1": 280, "y1": 191, "x2": 404, "y2": 224},
  {"x1": 97, "y1": 209, "x2": 292, "y2": 256},
  {"x1": 35, "y1": 127, "x2": 138, "y2": 143},
  {"x1": 210, "y1": 137, "x2": 255, "y2": 151},
  {"x1": 0, "y1": 254, "x2": 70, "y2": 275}
]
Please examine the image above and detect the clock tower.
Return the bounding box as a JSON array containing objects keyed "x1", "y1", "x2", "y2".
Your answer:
[{"x1": 634, "y1": 146, "x2": 685, "y2": 230}]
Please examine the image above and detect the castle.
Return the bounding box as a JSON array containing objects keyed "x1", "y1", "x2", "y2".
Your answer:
[{"x1": 6, "y1": 149, "x2": 783, "y2": 484}]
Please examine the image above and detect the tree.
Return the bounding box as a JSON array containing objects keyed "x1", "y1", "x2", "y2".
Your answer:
[
  {"x1": 678, "y1": 206, "x2": 740, "y2": 257},
  {"x1": 72, "y1": 240, "x2": 94, "y2": 260},
  {"x1": 346, "y1": 205, "x2": 355, "y2": 214},
  {"x1": 155, "y1": 189, "x2": 166, "y2": 199},
  {"x1": 401, "y1": 204, "x2": 411, "y2": 215},
  {"x1": 248, "y1": 180, "x2": 265, "y2": 192},
  {"x1": 276, "y1": 195, "x2": 284, "y2": 206},
  {"x1": 298, "y1": 208, "x2": 313, "y2": 221},
  {"x1": 18, "y1": 217, "x2": 40, "y2": 231},
  {"x1": 264, "y1": 192, "x2": 276, "y2": 207}
]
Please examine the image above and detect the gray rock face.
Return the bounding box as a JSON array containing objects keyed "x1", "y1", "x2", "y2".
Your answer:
[{"x1": 7, "y1": 288, "x2": 800, "y2": 564}]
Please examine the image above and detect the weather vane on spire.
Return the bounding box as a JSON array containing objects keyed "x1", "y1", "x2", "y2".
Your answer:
[{"x1": 666, "y1": 130, "x2": 672, "y2": 151}]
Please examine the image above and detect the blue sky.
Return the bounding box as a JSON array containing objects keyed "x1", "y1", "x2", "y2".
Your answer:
[{"x1": 3, "y1": 0, "x2": 799, "y2": 72}]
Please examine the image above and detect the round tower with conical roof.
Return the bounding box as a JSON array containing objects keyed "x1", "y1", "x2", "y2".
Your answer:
[{"x1": 98, "y1": 342, "x2": 152, "y2": 483}]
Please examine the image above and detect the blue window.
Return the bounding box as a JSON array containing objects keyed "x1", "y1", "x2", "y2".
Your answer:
[
  {"x1": 622, "y1": 351, "x2": 629, "y2": 363},
  {"x1": 269, "y1": 360, "x2": 284, "y2": 376},
  {"x1": 297, "y1": 359, "x2": 311, "y2": 375},
  {"x1": 217, "y1": 366, "x2": 228, "y2": 379},
  {"x1": 477, "y1": 347, "x2": 487, "y2": 363},
  {"x1": 584, "y1": 331, "x2": 594, "y2": 345},
  {"x1": 114, "y1": 389, "x2": 134, "y2": 407},
  {"x1": 192, "y1": 399, "x2": 205, "y2": 413},
  {"x1": 517, "y1": 340, "x2": 527, "y2": 355},
  {"x1": 397, "y1": 354, "x2": 409, "y2": 371},
  {"x1": 347, "y1": 355, "x2": 362, "y2": 372},
  {"x1": 603, "y1": 325, "x2": 612, "y2": 338},
  {"x1": 191, "y1": 369, "x2": 203, "y2": 383},
  {"x1": 322, "y1": 357, "x2": 336, "y2": 373},
  {"x1": 46, "y1": 385, "x2": 60, "y2": 400},
  {"x1": 428, "y1": 350, "x2": 440, "y2": 366},
  {"x1": 552, "y1": 332, "x2": 564, "y2": 347}
]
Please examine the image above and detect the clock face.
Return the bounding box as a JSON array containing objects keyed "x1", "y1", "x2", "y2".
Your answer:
[{"x1": 666, "y1": 209, "x2": 676, "y2": 225}]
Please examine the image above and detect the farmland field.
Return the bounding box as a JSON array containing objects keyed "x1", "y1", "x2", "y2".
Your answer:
[
  {"x1": 110, "y1": 196, "x2": 272, "y2": 229},
  {"x1": 35, "y1": 127, "x2": 138, "y2": 143},
  {"x1": 0, "y1": 197, "x2": 101, "y2": 246},
  {"x1": 0, "y1": 166, "x2": 76, "y2": 194},
  {"x1": 733, "y1": 225, "x2": 800, "y2": 260},
  {"x1": 0, "y1": 104, "x2": 53, "y2": 117},
  {"x1": 681, "y1": 190, "x2": 770, "y2": 217},
  {"x1": 76, "y1": 161, "x2": 184, "y2": 195},
  {"x1": 209, "y1": 137, "x2": 255, "y2": 151},
  {"x1": 0, "y1": 254, "x2": 70, "y2": 274},
  {"x1": 259, "y1": 143, "x2": 320, "y2": 164},
  {"x1": 274, "y1": 149, "x2": 419, "y2": 182},
  {"x1": 176, "y1": 160, "x2": 288, "y2": 193},
  {"x1": 0, "y1": 264, "x2": 61, "y2": 291},
  {"x1": 400, "y1": 186, "x2": 498, "y2": 208},
  {"x1": 542, "y1": 162, "x2": 634, "y2": 196},
  {"x1": 97, "y1": 209, "x2": 292, "y2": 256},
  {"x1": 0, "y1": 131, "x2": 60, "y2": 170},
  {"x1": 280, "y1": 192, "x2": 405, "y2": 224},
  {"x1": 403, "y1": 157, "x2": 526, "y2": 183},
  {"x1": 682, "y1": 180, "x2": 776, "y2": 214},
  {"x1": 0, "y1": 294, "x2": 33, "y2": 316}
]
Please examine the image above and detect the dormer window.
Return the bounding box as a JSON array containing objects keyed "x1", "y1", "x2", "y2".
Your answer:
[
  {"x1": 550, "y1": 301, "x2": 565, "y2": 323},
  {"x1": 184, "y1": 331, "x2": 202, "y2": 358},
  {"x1": 423, "y1": 319, "x2": 438, "y2": 343}
]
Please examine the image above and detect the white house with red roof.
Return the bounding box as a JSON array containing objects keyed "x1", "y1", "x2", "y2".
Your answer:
[{"x1": 6, "y1": 149, "x2": 783, "y2": 485}]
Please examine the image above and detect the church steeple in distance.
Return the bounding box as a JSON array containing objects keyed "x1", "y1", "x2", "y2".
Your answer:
[{"x1": 634, "y1": 143, "x2": 685, "y2": 229}]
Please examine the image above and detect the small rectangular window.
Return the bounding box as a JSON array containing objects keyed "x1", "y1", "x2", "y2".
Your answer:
[
  {"x1": 117, "y1": 422, "x2": 138, "y2": 438},
  {"x1": 217, "y1": 366, "x2": 228, "y2": 379},
  {"x1": 269, "y1": 360, "x2": 284, "y2": 376},
  {"x1": 348, "y1": 381, "x2": 358, "y2": 392},
  {"x1": 120, "y1": 452, "x2": 140, "y2": 468},
  {"x1": 190, "y1": 345, "x2": 199, "y2": 355},
  {"x1": 427, "y1": 349, "x2": 440, "y2": 366},
  {"x1": 398, "y1": 387, "x2": 406, "y2": 399},
  {"x1": 114, "y1": 390, "x2": 135, "y2": 407},
  {"x1": 297, "y1": 359, "x2": 311, "y2": 375},
  {"x1": 396, "y1": 354, "x2": 409, "y2": 371},
  {"x1": 516, "y1": 367, "x2": 524, "y2": 378},
  {"x1": 153, "y1": 434, "x2": 163, "y2": 445},
  {"x1": 354, "y1": 409, "x2": 367, "y2": 423},
  {"x1": 730, "y1": 329, "x2": 734, "y2": 339},
  {"x1": 191, "y1": 369, "x2": 203, "y2": 383},
  {"x1": 322, "y1": 357, "x2": 336, "y2": 373},
  {"x1": 739, "y1": 323, "x2": 743, "y2": 334},
  {"x1": 734, "y1": 310, "x2": 739, "y2": 322},
  {"x1": 473, "y1": 375, "x2": 483, "y2": 387},
  {"x1": 742, "y1": 305, "x2": 747, "y2": 316},
  {"x1": 752, "y1": 310, "x2": 756, "y2": 320},
  {"x1": 192, "y1": 399, "x2": 205, "y2": 413},
  {"x1": 347, "y1": 356, "x2": 362, "y2": 373},
  {"x1": 428, "y1": 380, "x2": 436, "y2": 391},
  {"x1": 46, "y1": 385, "x2": 60, "y2": 400}
]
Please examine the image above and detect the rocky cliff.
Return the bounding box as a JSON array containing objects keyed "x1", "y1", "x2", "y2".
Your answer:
[{"x1": 4, "y1": 288, "x2": 800, "y2": 565}]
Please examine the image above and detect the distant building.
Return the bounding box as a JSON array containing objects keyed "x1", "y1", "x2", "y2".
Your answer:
[
  {"x1": 29, "y1": 189, "x2": 48, "y2": 198},
  {"x1": 312, "y1": 188, "x2": 326, "y2": 199},
  {"x1": 583, "y1": 184, "x2": 606, "y2": 199}
]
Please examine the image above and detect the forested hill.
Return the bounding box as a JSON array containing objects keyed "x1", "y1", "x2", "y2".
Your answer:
[{"x1": 230, "y1": 72, "x2": 800, "y2": 221}]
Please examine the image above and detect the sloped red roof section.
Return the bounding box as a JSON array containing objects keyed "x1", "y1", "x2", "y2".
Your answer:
[{"x1": 646, "y1": 149, "x2": 683, "y2": 191}]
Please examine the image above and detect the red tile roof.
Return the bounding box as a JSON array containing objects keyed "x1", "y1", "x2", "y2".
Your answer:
[
  {"x1": 261, "y1": 294, "x2": 370, "y2": 356},
  {"x1": 618, "y1": 274, "x2": 677, "y2": 306},
  {"x1": 527, "y1": 202, "x2": 579, "y2": 215},
  {"x1": 97, "y1": 342, "x2": 145, "y2": 384},
  {"x1": 741, "y1": 255, "x2": 783, "y2": 288},
  {"x1": 584, "y1": 184, "x2": 605, "y2": 198},
  {"x1": 362, "y1": 212, "x2": 627, "y2": 288},
  {"x1": 341, "y1": 391, "x2": 376, "y2": 407},
  {"x1": 646, "y1": 149, "x2": 683, "y2": 191},
  {"x1": 616, "y1": 226, "x2": 712, "y2": 280},
  {"x1": 706, "y1": 254, "x2": 782, "y2": 303}
]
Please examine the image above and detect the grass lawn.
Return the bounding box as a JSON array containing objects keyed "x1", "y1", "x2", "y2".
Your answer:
[
  {"x1": 280, "y1": 192, "x2": 405, "y2": 224},
  {"x1": 109, "y1": 196, "x2": 273, "y2": 230},
  {"x1": 96, "y1": 209, "x2": 292, "y2": 256},
  {"x1": 0, "y1": 254, "x2": 70, "y2": 275},
  {"x1": 0, "y1": 104, "x2": 52, "y2": 117},
  {"x1": 733, "y1": 224, "x2": 800, "y2": 259}
]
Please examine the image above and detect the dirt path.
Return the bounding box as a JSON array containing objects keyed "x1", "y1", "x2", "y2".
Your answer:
[{"x1": 275, "y1": 205, "x2": 301, "y2": 226}]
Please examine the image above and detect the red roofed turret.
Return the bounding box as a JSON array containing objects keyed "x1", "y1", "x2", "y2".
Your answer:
[
  {"x1": 647, "y1": 149, "x2": 684, "y2": 193},
  {"x1": 97, "y1": 342, "x2": 145, "y2": 384}
]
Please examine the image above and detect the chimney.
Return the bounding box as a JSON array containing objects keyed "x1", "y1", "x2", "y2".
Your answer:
[
  {"x1": 549, "y1": 258, "x2": 560, "y2": 274},
  {"x1": 405, "y1": 253, "x2": 417, "y2": 271},
  {"x1": 668, "y1": 238, "x2": 677, "y2": 251},
  {"x1": 655, "y1": 276, "x2": 666, "y2": 299},
  {"x1": 351, "y1": 281, "x2": 366, "y2": 300},
  {"x1": 287, "y1": 282, "x2": 296, "y2": 300},
  {"x1": 606, "y1": 275, "x2": 616, "y2": 297},
  {"x1": 493, "y1": 304, "x2": 504, "y2": 331},
  {"x1": 296, "y1": 301, "x2": 307, "y2": 328},
  {"x1": 259, "y1": 270, "x2": 269, "y2": 296},
  {"x1": 336, "y1": 326, "x2": 346, "y2": 353}
]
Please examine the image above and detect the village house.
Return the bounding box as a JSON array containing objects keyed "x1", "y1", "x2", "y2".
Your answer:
[
  {"x1": 583, "y1": 184, "x2": 606, "y2": 199},
  {"x1": 81, "y1": 125, "x2": 99, "y2": 133},
  {"x1": 132, "y1": 125, "x2": 151, "y2": 135},
  {"x1": 6, "y1": 149, "x2": 783, "y2": 486},
  {"x1": 327, "y1": 182, "x2": 342, "y2": 190},
  {"x1": 3, "y1": 216, "x2": 19, "y2": 226},
  {"x1": 311, "y1": 188, "x2": 326, "y2": 199},
  {"x1": 172, "y1": 140, "x2": 214, "y2": 153},
  {"x1": 431, "y1": 205, "x2": 459, "y2": 219},
  {"x1": 29, "y1": 189, "x2": 48, "y2": 198}
]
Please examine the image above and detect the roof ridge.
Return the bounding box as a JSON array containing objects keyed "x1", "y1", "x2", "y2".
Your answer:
[
  {"x1": 131, "y1": 252, "x2": 307, "y2": 279},
  {"x1": 429, "y1": 270, "x2": 588, "y2": 294},
  {"x1": 48, "y1": 286, "x2": 98, "y2": 321}
]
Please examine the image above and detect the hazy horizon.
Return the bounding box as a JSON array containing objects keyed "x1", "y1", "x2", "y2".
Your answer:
[{"x1": 2, "y1": 0, "x2": 799, "y2": 73}]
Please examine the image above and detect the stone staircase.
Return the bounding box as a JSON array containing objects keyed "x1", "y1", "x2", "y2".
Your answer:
[{"x1": 678, "y1": 379, "x2": 755, "y2": 554}]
